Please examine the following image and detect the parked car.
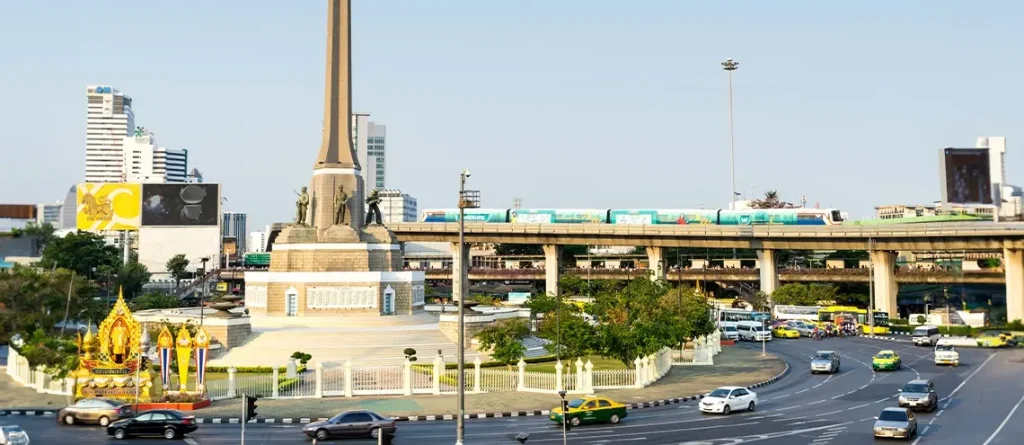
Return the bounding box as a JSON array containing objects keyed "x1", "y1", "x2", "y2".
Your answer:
[
  {"x1": 873, "y1": 407, "x2": 918, "y2": 439},
  {"x1": 106, "y1": 409, "x2": 197, "y2": 440},
  {"x1": 810, "y1": 351, "x2": 840, "y2": 374},
  {"x1": 933, "y1": 343, "x2": 959, "y2": 366},
  {"x1": 720, "y1": 324, "x2": 739, "y2": 341},
  {"x1": 0, "y1": 426, "x2": 29, "y2": 445},
  {"x1": 549, "y1": 396, "x2": 627, "y2": 427},
  {"x1": 699, "y1": 386, "x2": 758, "y2": 415},
  {"x1": 302, "y1": 410, "x2": 396, "y2": 441},
  {"x1": 898, "y1": 379, "x2": 938, "y2": 412},
  {"x1": 57, "y1": 397, "x2": 133, "y2": 426},
  {"x1": 872, "y1": 350, "x2": 902, "y2": 371}
]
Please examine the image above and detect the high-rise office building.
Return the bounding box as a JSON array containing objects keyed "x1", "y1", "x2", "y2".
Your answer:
[
  {"x1": 85, "y1": 85, "x2": 135, "y2": 183},
  {"x1": 247, "y1": 229, "x2": 269, "y2": 253},
  {"x1": 222, "y1": 212, "x2": 248, "y2": 253},
  {"x1": 375, "y1": 189, "x2": 417, "y2": 223},
  {"x1": 351, "y1": 113, "x2": 386, "y2": 192},
  {"x1": 36, "y1": 202, "x2": 62, "y2": 228},
  {"x1": 121, "y1": 127, "x2": 188, "y2": 183}
]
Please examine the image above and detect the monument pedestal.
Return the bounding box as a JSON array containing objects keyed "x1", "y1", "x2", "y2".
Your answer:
[{"x1": 245, "y1": 225, "x2": 424, "y2": 318}]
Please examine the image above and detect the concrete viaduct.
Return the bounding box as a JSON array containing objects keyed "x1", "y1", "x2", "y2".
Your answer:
[{"x1": 386, "y1": 222, "x2": 1024, "y2": 322}]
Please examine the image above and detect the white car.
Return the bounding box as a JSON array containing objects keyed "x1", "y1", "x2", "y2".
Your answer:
[
  {"x1": 720, "y1": 324, "x2": 739, "y2": 340},
  {"x1": 933, "y1": 343, "x2": 959, "y2": 366},
  {"x1": 699, "y1": 386, "x2": 758, "y2": 415},
  {"x1": 0, "y1": 426, "x2": 29, "y2": 445}
]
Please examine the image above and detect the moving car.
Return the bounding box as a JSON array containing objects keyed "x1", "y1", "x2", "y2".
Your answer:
[
  {"x1": 810, "y1": 350, "x2": 840, "y2": 374},
  {"x1": 872, "y1": 350, "x2": 902, "y2": 372},
  {"x1": 106, "y1": 409, "x2": 197, "y2": 440},
  {"x1": 549, "y1": 396, "x2": 627, "y2": 427},
  {"x1": 57, "y1": 397, "x2": 133, "y2": 426},
  {"x1": 898, "y1": 379, "x2": 938, "y2": 412},
  {"x1": 699, "y1": 386, "x2": 758, "y2": 415},
  {"x1": 912, "y1": 325, "x2": 940, "y2": 346},
  {"x1": 786, "y1": 321, "x2": 816, "y2": 337},
  {"x1": 771, "y1": 325, "x2": 800, "y2": 339},
  {"x1": 933, "y1": 343, "x2": 959, "y2": 366},
  {"x1": 873, "y1": 407, "x2": 918, "y2": 439},
  {"x1": 976, "y1": 331, "x2": 1013, "y2": 348},
  {"x1": 0, "y1": 426, "x2": 29, "y2": 445},
  {"x1": 720, "y1": 324, "x2": 739, "y2": 341},
  {"x1": 302, "y1": 410, "x2": 396, "y2": 441},
  {"x1": 737, "y1": 322, "x2": 772, "y2": 342}
]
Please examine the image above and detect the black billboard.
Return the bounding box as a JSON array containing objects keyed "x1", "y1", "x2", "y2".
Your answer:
[
  {"x1": 942, "y1": 148, "x2": 992, "y2": 204},
  {"x1": 141, "y1": 184, "x2": 220, "y2": 226}
]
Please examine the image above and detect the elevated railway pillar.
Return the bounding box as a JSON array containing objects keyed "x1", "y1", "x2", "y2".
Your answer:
[
  {"x1": 1003, "y1": 248, "x2": 1024, "y2": 323},
  {"x1": 870, "y1": 250, "x2": 899, "y2": 317},
  {"x1": 756, "y1": 249, "x2": 780, "y2": 296},
  {"x1": 646, "y1": 246, "x2": 665, "y2": 281},
  {"x1": 542, "y1": 245, "x2": 562, "y2": 296}
]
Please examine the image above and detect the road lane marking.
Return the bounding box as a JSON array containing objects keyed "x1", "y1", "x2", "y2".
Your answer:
[
  {"x1": 808, "y1": 400, "x2": 826, "y2": 405},
  {"x1": 874, "y1": 397, "x2": 892, "y2": 403},
  {"x1": 847, "y1": 403, "x2": 871, "y2": 411},
  {"x1": 940, "y1": 351, "x2": 996, "y2": 408},
  {"x1": 774, "y1": 405, "x2": 802, "y2": 412},
  {"x1": 184, "y1": 439, "x2": 199, "y2": 445},
  {"x1": 981, "y1": 391, "x2": 1024, "y2": 445},
  {"x1": 935, "y1": 409, "x2": 944, "y2": 418},
  {"x1": 795, "y1": 389, "x2": 809, "y2": 394},
  {"x1": 814, "y1": 409, "x2": 844, "y2": 417},
  {"x1": 910, "y1": 425, "x2": 931, "y2": 445},
  {"x1": 830, "y1": 394, "x2": 844, "y2": 400}
]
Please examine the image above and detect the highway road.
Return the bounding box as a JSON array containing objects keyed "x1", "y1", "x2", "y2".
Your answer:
[{"x1": 3, "y1": 337, "x2": 1022, "y2": 444}]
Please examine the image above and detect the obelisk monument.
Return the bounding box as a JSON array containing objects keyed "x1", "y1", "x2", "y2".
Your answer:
[{"x1": 310, "y1": 0, "x2": 364, "y2": 238}]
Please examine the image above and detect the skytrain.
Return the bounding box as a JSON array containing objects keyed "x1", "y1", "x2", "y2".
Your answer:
[{"x1": 419, "y1": 208, "x2": 847, "y2": 225}]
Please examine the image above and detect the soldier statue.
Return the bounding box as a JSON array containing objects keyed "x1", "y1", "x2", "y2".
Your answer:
[
  {"x1": 365, "y1": 189, "x2": 383, "y2": 226},
  {"x1": 296, "y1": 186, "x2": 310, "y2": 226},
  {"x1": 334, "y1": 185, "x2": 349, "y2": 225}
]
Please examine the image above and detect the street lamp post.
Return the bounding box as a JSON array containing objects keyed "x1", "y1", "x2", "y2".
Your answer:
[
  {"x1": 199, "y1": 256, "x2": 210, "y2": 326},
  {"x1": 867, "y1": 238, "x2": 875, "y2": 334},
  {"x1": 456, "y1": 169, "x2": 479, "y2": 445},
  {"x1": 721, "y1": 58, "x2": 740, "y2": 210}
]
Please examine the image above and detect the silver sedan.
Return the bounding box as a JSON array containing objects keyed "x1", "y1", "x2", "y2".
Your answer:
[{"x1": 873, "y1": 407, "x2": 918, "y2": 439}]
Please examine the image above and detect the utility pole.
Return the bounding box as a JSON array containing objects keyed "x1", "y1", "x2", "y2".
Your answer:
[
  {"x1": 868, "y1": 238, "x2": 875, "y2": 334},
  {"x1": 721, "y1": 58, "x2": 740, "y2": 210},
  {"x1": 455, "y1": 169, "x2": 479, "y2": 445}
]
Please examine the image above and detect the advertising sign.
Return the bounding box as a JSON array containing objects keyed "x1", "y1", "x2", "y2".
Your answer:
[
  {"x1": 76, "y1": 183, "x2": 142, "y2": 231},
  {"x1": 940, "y1": 148, "x2": 993, "y2": 204},
  {"x1": 141, "y1": 184, "x2": 220, "y2": 226}
]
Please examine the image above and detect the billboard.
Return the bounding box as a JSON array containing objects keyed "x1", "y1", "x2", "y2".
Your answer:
[
  {"x1": 940, "y1": 148, "x2": 993, "y2": 204},
  {"x1": 76, "y1": 183, "x2": 142, "y2": 231},
  {"x1": 141, "y1": 184, "x2": 220, "y2": 226}
]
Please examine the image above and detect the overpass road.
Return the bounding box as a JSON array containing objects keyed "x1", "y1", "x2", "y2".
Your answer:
[{"x1": 5, "y1": 339, "x2": 1021, "y2": 444}]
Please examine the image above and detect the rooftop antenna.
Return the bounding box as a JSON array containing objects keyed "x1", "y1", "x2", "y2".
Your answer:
[
  {"x1": 513, "y1": 197, "x2": 522, "y2": 209},
  {"x1": 800, "y1": 195, "x2": 808, "y2": 208}
]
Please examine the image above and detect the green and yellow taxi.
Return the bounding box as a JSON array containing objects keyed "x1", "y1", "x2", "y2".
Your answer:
[
  {"x1": 872, "y1": 350, "x2": 902, "y2": 371},
  {"x1": 549, "y1": 396, "x2": 627, "y2": 427},
  {"x1": 771, "y1": 325, "x2": 801, "y2": 339},
  {"x1": 976, "y1": 332, "x2": 1010, "y2": 348}
]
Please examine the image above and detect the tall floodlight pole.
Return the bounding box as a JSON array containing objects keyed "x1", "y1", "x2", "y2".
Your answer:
[
  {"x1": 456, "y1": 169, "x2": 479, "y2": 445},
  {"x1": 867, "y1": 238, "x2": 875, "y2": 334},
  {"x1": 721, "y1": 58, "x2": 740, "y2": 210}
]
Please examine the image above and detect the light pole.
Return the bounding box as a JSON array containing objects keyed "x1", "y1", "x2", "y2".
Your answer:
[
  {"x1": 456, "y1": 169, "x2": 479, "y2": 445},
  {"x1": 868, "y1": 238, "x2": 875, "y2": 334},
  {"x1": 558, "y1": 390, "x2": 568, "y2": 445},
  {"x1": 199, "y1": 256, "x2": 210, "y2": 326},
  {"x1": 721, "y1": 58, "x2": 740, "y2": 210}
]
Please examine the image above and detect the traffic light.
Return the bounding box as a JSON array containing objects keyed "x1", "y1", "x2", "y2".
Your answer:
[
  {"x1": 561, "y1": 400, "x2": 571, "y2": 431},
  {"x1": 244, "y1": 395, "x2": 259, "y2": 422}
]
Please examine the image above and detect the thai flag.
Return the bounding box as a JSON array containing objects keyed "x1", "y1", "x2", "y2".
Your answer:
[
  {"x1": 159, "y1": 348, "x2": 171, "y2": 388},
  {"x1": 195, "y1": 348, "x2": 207, "y2": 388}
]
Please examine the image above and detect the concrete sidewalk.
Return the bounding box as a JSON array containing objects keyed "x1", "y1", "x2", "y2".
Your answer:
[
  {"x1": 0, "y1": 366, "x2": 73, "y2": 410},
  {"x1": 196, "y1": 346, "x2": 785, "y2": 419}
]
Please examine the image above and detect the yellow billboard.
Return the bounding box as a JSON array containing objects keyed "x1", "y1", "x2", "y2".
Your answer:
[{"x1": 76, "y1": 183, "x2": 142, "y2": 231}]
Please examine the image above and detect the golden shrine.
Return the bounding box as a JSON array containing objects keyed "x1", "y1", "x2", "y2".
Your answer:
[{"x1": 72, "y1": 288, "x2": 153, "y2": 402}]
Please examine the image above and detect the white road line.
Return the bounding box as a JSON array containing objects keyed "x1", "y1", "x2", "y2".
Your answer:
[
  {"x1": 808, "y1": 400, "x2": 827, "y2": 405},
  {"x1": 830, "y1": 394, "x2": 844, "y2": 400},
  {"x1": 845, "y1": 390, "x2": 857, "y2": 395},
  {"x1": 874, "y1": 397, "x2": 892, "y2": 403},
  {"x1": 847, "y1": 403, "x2": 871, "y2": 411},
  {"x1": 940, "y1": 352, "x2": 996, "y2": 408},
  {"x1": 775, "y1": 405, "x2": 802, "y2": 411},
  {"x1": 773, "y1": 393, "x2": 792, "y2": 399},
  {"x1": 184, "y1": 439, "x2": 199, "y2": 445},
  {"x1": 981, "y1": 391, "x2": 1024, "y2": 445},
  {"x1": 795, "y1": 388, "x2": 810, "y2": 394},
  {"x1": 935, "y1": 409, "x2": 944, "y2": 418},
  {"x1": 814, "y1": 409, "x2": 844, "y2": 417},
  {"x1": 775, "y1": 415, "x2": 806, "y2": 421},
  {"x1": 911, "y1": 425, "x2": 931, "y2": 445}
]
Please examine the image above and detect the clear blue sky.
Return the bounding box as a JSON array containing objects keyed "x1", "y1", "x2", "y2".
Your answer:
[{"x1": 2, "y1": 0, "x2": 1023, "y2": 229}]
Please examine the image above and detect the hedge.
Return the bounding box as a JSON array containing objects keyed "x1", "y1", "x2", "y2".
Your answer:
[
  {"x1": 150, "y1": 365, "x2": 307, "y2": 374},
  {"x1": 887, "y1": 322, "x2": 1024, "y2": 337}
]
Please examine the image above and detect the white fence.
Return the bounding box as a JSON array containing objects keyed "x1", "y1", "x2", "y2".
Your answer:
[
  {"x1": 6, "y1": 333, "x2": 720, "y2": 401},
  {"x1": 4, "y1": 347, "x2": 75, "y2": 396}
]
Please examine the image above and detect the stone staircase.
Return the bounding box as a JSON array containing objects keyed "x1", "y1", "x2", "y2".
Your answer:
[{"x1": 210, "y1": 314, "x2": 489, "y2": 368}]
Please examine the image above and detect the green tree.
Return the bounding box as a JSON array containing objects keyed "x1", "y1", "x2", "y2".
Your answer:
[
  {"x1": 748, "y1": 291, "x2": 772, "y2": 312},
  {"x1": 165, "y1": 254, "x2": 191, "y2": 288},
  {"x1": 770, "y1": 283, "x2": 813, "y2": 306},
  {"x1": 476, "y1": 319, "x2": 530, "y2": 368},
  {"x1": 835, "y1": 293, "x2": 869, "y2": 307},
  {"x1": 131, "y1": 292, "x2": 181, "y2": 311},
  {"x1": 39, "y1": 231, "x2": 120, "y2": 277},
  {"x1": 0, "y1": 265, "x2": 103, "y2": 342},
  {"x1": 808, "y1": 284, "x2": 839, "y2": 304},
  {"x1": 116, "y1": 261, "x2": 151, "y2": 299},
  {"x1": 541, "y1": 312, "x2": 595, "y2": 361},
  {"x1": 10, "y1": 222, "x2": 56, "y2": 253}
]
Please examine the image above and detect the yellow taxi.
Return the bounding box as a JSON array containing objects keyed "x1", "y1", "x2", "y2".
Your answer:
[
  {"x1": 976, "y1": 332, "x2": 1010, "y2": 348},
  {"x1": 872, "y1": 350, "x2": 902, "y2": 371},
  {"x1": 549, "y1": 395, "x2": 627, "y2": 427},
  {"x1": 771, "y1": 325, "x2": 800, "y2": 339}
]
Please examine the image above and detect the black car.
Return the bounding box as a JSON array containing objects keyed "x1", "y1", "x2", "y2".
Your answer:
[{"x1": 106, "y1": 409, "x2": 198, "y2": 440}]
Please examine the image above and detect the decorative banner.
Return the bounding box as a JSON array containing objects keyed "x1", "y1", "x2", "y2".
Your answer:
[
  {"x1": 157, "y1": 327, "x2": 174, "y2": 391},
  {"x1": 193, "y1": 327, "x2": 211, "y2": 392},
  {"x1": 174, "y1": 326, "x2": 193, "y2": 391}
]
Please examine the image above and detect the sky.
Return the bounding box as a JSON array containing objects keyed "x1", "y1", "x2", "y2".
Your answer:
[{"x1": 1, "y1": 0, "x2": 1023, "y2": 229}]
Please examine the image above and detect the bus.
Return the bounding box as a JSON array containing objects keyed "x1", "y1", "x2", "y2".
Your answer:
[
  {"x1": 717, "y1": 309, "x2": 770, "y2": 325},
  {"x1": 773, "y1": 305, "x2": 822, "y2": 322},
  {"x1": 817, "y1": 305, "x2": 890, "y2": 334}
]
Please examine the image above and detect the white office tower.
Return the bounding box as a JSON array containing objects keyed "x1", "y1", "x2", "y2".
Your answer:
[
  {"x1": 374, "y1": 189, "x2": 417, "y2": 223},
  {"x1": 351, "y1": 113, "x2": 387, "y2": 191},
  {"x1": 121, "y1": 127, "x2": 188, "y2": 183},
  {"x1": 247, "y1": 230, "x2": 268, "y2": 253},
  {"x1": 85, "y1": 86, "x2": 135, "y2": 182}
]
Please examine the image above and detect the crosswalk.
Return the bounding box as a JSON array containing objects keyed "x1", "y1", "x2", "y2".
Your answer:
[{"x1": 806, "y1": 425, "x2": 846, "y2": 445}]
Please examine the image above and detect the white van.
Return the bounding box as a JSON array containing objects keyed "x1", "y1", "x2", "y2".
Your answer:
[
  {"x1": 737, "y1": 321, "x2": 771, "y2": 342},
  {"x1": 719, "y1": 322, "x2": 740, "y2": 340},
  {"x1": 912, "y1": 325, "x2": 941, "y2": 346}
]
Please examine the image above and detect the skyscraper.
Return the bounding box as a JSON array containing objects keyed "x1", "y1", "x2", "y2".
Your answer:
[
  {"x1": 85, "y1": 85, "x2": 135, "y2": 183},
  {"x1": 351, "y1": 113, "x2": 386, "y2": 192},
  {"x1": 121, "y1": 127, "x2": 188, "y2": 182},
  {"x1": 222, "y1": 212, "x2": 248, "y2": 253}
]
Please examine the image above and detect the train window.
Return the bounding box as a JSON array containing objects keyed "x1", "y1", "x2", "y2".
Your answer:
[{"x1": 831, "y1": 211, "x2": 843, "y2": 222}]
